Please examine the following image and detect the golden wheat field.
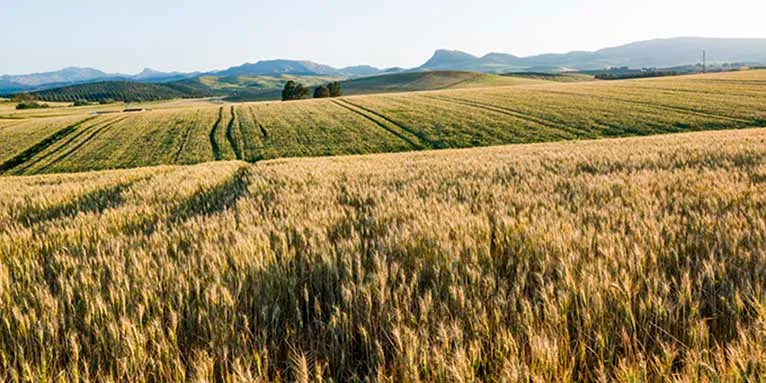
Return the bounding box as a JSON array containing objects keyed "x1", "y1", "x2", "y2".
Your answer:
[
  {"x1": 2, "y1": 70, "x2": 766, "y2": 176},
  {"x1": 1, "y1": 127, "x2": 765, "y2": 382}
]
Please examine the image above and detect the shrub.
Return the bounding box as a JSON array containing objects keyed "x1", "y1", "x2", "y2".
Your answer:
[{"x1": 16, "y1": 101, "x2": 49, "y2": 110}]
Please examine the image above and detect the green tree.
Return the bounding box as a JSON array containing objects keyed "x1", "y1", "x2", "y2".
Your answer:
[
  {"x1": 282, "y1": 81, "x2": 309, "y2": 101},
  {"x1": 328, "y1": 81, "x2": 343, "y2": 97},
  {"x1": 295, "y1": 83, "x2": 308, "y2": 100},
  {"x1": 313, "y1": 85, "x2": 330, "y2": 99}
]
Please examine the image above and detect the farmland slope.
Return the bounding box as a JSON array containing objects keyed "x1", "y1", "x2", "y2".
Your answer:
[{"x1": 2, "y1": 69, "x2": 766, "y2": 175}]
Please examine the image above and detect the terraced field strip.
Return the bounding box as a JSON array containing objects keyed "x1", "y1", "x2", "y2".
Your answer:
[
  {"x1": 332, "y1": 99, "x2": 425, "y2": 150},
  {"x1": 0, "y1": 116, "x2": 97, "y2": 174}
]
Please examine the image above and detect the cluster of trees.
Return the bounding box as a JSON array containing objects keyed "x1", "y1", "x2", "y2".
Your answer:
[
  {"x1": 281, "y1": 81, "x2": 309, "y2": 101},
  {"x1": 595, "y1": 70, "x2": 678, "y2": 80},
  {"x1": 313, "y1": 82, "x2": 342, "y2": 99},
  {"x1": 282, "y1": 81, "x2": 343, "y2": 101}
]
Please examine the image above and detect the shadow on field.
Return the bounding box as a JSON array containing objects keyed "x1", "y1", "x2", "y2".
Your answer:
[
  {"x1": 169, "y1": 166, "x2": 252, "y2": 222},
  {"x1": 18, "y1": 182, "x2": 133, "y2": 226}
]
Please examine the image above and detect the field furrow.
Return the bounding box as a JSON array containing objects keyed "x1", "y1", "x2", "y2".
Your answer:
[
  {"x1": 0, "y1": 116, "x2": 96, "y2": 173},
  {"x1": 209, "y1": 106, "x2": 224, "y2": 161},
  {"x1": 33, "y1": 116, "x2": 130, "y2": 174},
  {"x1": 225, "y1": 106, "x2": 244, "y2": 161},
  {"x1": 332, "y1": 99, "x2": 424, "y2": 150},
  {"x1": 173, "y1": 110, "x2": 200, "y2": 163},
  {"x1": 424, "y1": 94, "x2": 594, "y2": 138}
]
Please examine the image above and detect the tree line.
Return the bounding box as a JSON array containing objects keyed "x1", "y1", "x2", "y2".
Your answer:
[{"x1": 282, "y1": 81, "x2": 342, "y2": 101}]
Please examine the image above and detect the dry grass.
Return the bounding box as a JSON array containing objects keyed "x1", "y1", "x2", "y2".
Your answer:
[{"x1": 1, "y1": 127, "x2": 765, "y2": 382}]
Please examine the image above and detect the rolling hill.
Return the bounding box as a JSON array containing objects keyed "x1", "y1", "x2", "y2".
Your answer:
[
  {"x1": 2, "y1": 69, "x2": 765, "y2": 175},
  {"x1": 31, "y1": 80, "x2": 216, "y2": 103},
  {"x1": 339, "y1": 71, "x2": 541, "y2": 94},
  {"x1": 221, "y1": 71, "x2": 542, "y2": 102},
  {"x1": 2, "y1": 126, "x2": 766, "y2": 381},
  {"x1": 6, "y1": 37, "x2": 765, "y2": 96}
]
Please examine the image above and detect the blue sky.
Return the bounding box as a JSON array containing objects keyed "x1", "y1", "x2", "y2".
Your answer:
[{"x1": 2, "y1": 0, "x2": 764, "y2": 75}]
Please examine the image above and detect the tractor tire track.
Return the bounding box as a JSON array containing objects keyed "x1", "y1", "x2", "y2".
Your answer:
[
  {"x1": 23, "y1": 115, "x2": 124, "y2": 172},
  {"x1": 209, "y1": 107, "x2": 224, "y2": 161},
  {"x1": 225, "y1": 106, "x2": 243, "y2": 160},
  {"x1": 332, "y1": 100, "x2": 424, "y2": 150},
  {"x1": 173, "y1": 110, "x2": 200, "y2": 163},
  {"x1": 422, "y1": 94, "x2": 596, "y2": 138},
  {"x1": 35, "y1": 116, "x2": 129, "y2": 174},
  {"x1": 336, "y1": 99, "x2": 435, "y2": 148},
  {"x1": 247, "y1": 108, "x2": 268, "y2": 139},
  {"x1": 0, "y1": 116, "x2": 98, "y2": 174}
]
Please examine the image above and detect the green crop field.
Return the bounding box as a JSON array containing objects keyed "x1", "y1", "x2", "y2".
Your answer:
[
  {"x1": 1, "y1": 127, "x2": 765, "y2": 381},
  {"x1": 1, "y1": 70, "x2": 765, "y2": 176}
]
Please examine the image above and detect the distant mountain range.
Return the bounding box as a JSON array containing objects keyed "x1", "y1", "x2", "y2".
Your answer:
[
  {"x1": 420, "y1": 37, "x2": 766, "y2": 72},
  {"x1": 3, "y1": 37, "x2": 765, "y2": 95},
  {"x1": 0, "y1": 67, "x2": 199, "y2": 93}
]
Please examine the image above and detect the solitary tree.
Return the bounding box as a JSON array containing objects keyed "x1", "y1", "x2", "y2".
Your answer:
[
  {"x1": 313, "y1": 85, "x2": 330, "y2": 98},
  {"x1": 282, "y1": 81, "x2": 297, "y2": 101},
  {"x1": 328, "y1": 81, "x2": 343, "y2": 97}
]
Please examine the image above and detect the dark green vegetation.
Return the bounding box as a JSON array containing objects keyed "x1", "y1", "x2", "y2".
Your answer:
[
  {"x1": 32, "y1": 81, "x2": 216, "y2": 103},
  {"x1": 502, "y1": 72, "x2": 595, "y2": 82},
  {"x1": 15, "y1": 101, "x2": 49, "y2": 110},
  {"x1": 312, "y1": 81, "x2": 342, "y2": 99},
  {"x1": 281, "y1": 80, "x2": 309, "y2": 101}
]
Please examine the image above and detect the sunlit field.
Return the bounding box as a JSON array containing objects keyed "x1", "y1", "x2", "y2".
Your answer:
[
  {"x1": 2, "y1": 70, "x2": 765, "y2": 175},
  {"x1": 2, "y1": 127, "x2": 765, "y2": 381}
]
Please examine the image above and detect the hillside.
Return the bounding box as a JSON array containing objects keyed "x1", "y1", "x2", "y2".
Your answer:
[
  {"x1": 2, "y1": 127, "x2": 766, "y2": 380},
  {"x1": 419, "y1": 37, "x2": 766, "y2": 72},
  {"x1": 339, "y1": 71, "x2": 540, "y2": 94},
  {"x1": 31, "y1": 80, "x2": 216, "y2": 103},
  {"x1": 1, "y1": 69, "x2": 765, "y2": 175},
  {"x1": 224, "y1": 71, "x2": 540, "y2": 101}
]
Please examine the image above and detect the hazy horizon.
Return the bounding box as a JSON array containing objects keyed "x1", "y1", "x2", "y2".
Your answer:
[{"x1": 3, "y1": 0, "x2": 765, "y2": 75}]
